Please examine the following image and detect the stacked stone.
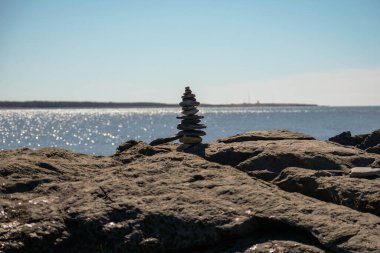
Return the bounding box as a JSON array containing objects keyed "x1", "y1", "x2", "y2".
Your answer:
[{"x1": 176, "y1": 87, "x2": 206, "y2": 144}]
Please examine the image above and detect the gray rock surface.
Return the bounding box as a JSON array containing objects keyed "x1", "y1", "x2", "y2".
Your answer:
[
  {"x1": 1, "y1": 131, "x2": 380, "y2": 253},
  {"x1": 217, "y1": 130, "x2": 315, "y2": 143},
  {"x1": 273, "y1": 167, "x2": 380, "y2": 216},
  {"x1": 205, "y1": 133, "x2": 380, "y2": 180}
]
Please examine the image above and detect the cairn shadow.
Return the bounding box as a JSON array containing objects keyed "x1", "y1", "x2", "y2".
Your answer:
[{"x1": 181, "y1": 143, "x2": 209, "y2": 158}]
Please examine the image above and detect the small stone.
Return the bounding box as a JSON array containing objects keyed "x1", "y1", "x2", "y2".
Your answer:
[
  {"x1": 182, "y1": 97, "x2": 196, "y2": 101},
  {"x1": 176, "y1": 143, "x2": 193, "y2": 151},
  {"x1": 182, "y1": 94, "x2": 196, "y2": 99},
  {"x1": 177, "y1": 130, "x2": 206, "y2": 136},
  {"x1": 177, "y1": 115, "x2": 204, "y2": 120},
  {"x1": 182, "y1": 109, "x2": 199, "y2": 115},
  {"x1": 179, "y1": 136, "x2": 202, "y2": 144},
  {"x1": 181, "y1": 119, "x2": 201, "y2": 124},
  {"x1": 177, "y1": 124, "x2": 206, "y2": 130},
  {"x1": 350, "y1": 167, "x2": 380, "y2": 178},
  {"x1": 179, "y1": 101, "x2": 200, "y2": 107},
  {"x1": 182, "y1": 106, "x2": 196, "y2": 111}
]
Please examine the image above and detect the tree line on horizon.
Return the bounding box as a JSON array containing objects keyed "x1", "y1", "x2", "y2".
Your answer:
[{"x1": 0, "y1": 101, "x2": 317, "y2": 108}]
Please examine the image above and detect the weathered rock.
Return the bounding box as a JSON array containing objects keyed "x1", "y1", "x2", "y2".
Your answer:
[
  {"x1": 350, "y1": 167, "x2": 380, "y2": 178},
  {"x1": 202, "y1": 238, "x2": 325, "y2": 253},
  {"x1": 149, "y1": 136, "x2": 180, "y2": 146},
  {"x1": 273, "y1": 167, "x2": 380, "y2": 216},
  {"x1": 358, "y1": 129, "x2": 380, "y2": 150},
  {"x1": 116, "y1": 139, "x2": 139, "y2": 153},
  {"x1": 2, "y1": 131, "x2": 380, "y2": 253},
  {"x1": 218, "y1": 130, "x2": 315, "y2": 143},
  {"x1": 328, "y1": 131, "x2": 365, "y2": 146},
  {"x1": 206, "y1": 139, "x2": 380, "y2": 180},
  {"x1": 329, "y1": 129, "x2": 380, "y2": 152},
  {"x1": 367, "y1": 143, "x2": 380, "y2": 155}
]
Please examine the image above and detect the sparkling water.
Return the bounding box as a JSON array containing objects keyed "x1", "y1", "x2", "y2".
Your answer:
[{"x1": 1, "y1": 106, "x2": 379, "y2": 155}]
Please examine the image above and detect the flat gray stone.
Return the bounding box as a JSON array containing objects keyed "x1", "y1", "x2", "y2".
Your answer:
[
  {"x1": 181, "y1": 119, "x2": 201, "y2": 124},
  {"x1": 177, "y1": 115, "x2": 204, "y2": 120},
  {"x1": 350, "y1": 167, "x2": 380, "y2": 178},
  {"x1": 182, "y1": 94, "x2": 195, "y2": 99},
  {"x1": 179, "y1": 136, "x2": 202, "y2": 144},
  {"x1": 182, "y1": 106, "x2": 196, "y2": 111},
  {"x1": 181, "y1": 108, "x2": 199, "y2": 116},
  {"x1": 177, "y1": 124, "x2": 206, "y2": 130},
  {"x1": 180, "y1": 101, "x2": 200, "y2": 107},
  {"x1": 177, "y1": 130, "x2": 206, "y2": 136}
]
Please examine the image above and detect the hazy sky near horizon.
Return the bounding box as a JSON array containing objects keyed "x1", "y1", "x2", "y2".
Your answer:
[{"x1": 1, "y1": 0, "x2": 379, "y2": 106}]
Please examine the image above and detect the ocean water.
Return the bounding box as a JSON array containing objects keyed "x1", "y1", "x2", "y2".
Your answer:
[{"x1": 1, "y1": 106, "x2": 379, "y2": 155}]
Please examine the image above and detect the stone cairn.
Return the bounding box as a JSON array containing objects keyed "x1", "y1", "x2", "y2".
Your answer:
[{"x1": 176, "y1": 87, "x2": 206, "y2": 145}]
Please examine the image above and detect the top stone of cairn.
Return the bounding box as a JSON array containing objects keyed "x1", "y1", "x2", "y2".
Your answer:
[{"x1": 176, "y1": 87, "x2": 206, "y2": 144}]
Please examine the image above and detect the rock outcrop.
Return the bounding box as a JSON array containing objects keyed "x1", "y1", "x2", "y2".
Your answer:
[
  {"x1": 273, "y1": 167, "x2": 380, "y2": 216},
  {"x1": 329, "y1": 129, "x2": 380, "y2": 154},
  {"x1": 1, "y1": 130, "x2": 380, "y2": 253},
  {"x1": 205, "y1": 130, "x2": 380, "y2": 180}
]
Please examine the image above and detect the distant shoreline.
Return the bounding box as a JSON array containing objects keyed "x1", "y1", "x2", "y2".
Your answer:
[{"x1": 0, "y1": 101, "x2": 318, "y2": 109}]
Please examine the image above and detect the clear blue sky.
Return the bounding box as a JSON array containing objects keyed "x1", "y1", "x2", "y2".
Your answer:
[{"x1": 1, "y1": 0, "x2": 379, "y2": 105}]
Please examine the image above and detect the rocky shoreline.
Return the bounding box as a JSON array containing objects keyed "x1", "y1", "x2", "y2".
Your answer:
[{"x1": 1, "y1": 130, "x2": 380, "y2": 253}]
